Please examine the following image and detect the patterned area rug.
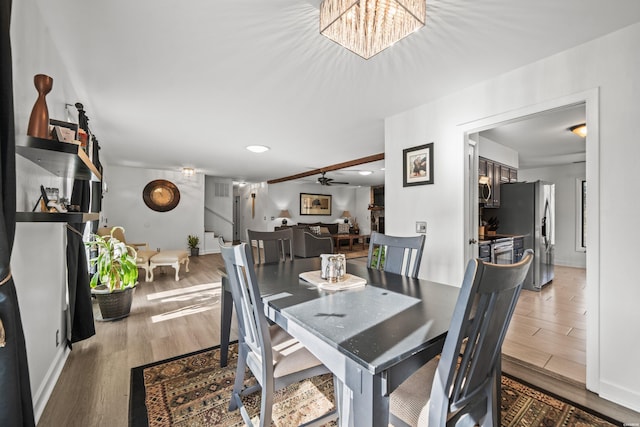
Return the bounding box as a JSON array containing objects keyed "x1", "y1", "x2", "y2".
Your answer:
[{"x1": 130, "y1": 344, "x2": 620, "y2": 427}]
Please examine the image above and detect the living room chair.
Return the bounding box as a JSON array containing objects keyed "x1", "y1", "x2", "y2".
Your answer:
[
  {"x1": 220, "y1": 242, "x2": 338, "y2": 427},
  {"x1": 389, "y1": 249, "x2": 534, "y2": 427},
  {"x1": 96, "y1": 226, "x2": 156, "y2": 281},
  {"x1": 367, "y1": 231, "x2": 426, "y2": 278},
  {"x1": 246, "y1": 228, "x2": 293, "y2": 264}
]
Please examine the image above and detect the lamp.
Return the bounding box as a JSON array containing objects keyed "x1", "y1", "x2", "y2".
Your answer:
[
  {"x1": 320, "y1": 0, "x2": 426, "y2": 59},
  {"x1": 569, "y1": 124, "x2": 587, "y2": 138},
  {"x1": 341, "y1": 210, "x2": 352, "y2": 224},
  {"x1": 279, "y1": 209, "x2": 291, "y2": 225}
]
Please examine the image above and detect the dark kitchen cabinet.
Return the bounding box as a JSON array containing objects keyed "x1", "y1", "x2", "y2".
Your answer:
[{"x1": 478, "y1": 157, "x2": 518, "y2": 208}]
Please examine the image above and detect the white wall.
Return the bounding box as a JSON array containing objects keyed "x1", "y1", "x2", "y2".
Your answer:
[
  {"x1": 265, "y1": 182, "x2": 358, "y2": 228},
  {"x1": 101, "y1": 166, "x2": 204, "y2": 252},
  {"x1": 478, "y1": 136, "x2": 519, "y2": 168},
  {"x1": 386, "y1": 23, "x2": 640, "y2": 411},
  {"x1": 519, "y1": 163, "x2": 586, "y2": 268},
  {"x1": 10, "y1": 0, "x2": 84, "y2": 421},
  {"x1": 354, "y1": 186, "x2": 372, "y2": 235}
]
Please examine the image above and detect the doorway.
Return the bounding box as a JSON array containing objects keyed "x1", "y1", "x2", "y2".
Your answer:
[{"x1": 462, "y1": 90, "x2": 600, "y2": 391}]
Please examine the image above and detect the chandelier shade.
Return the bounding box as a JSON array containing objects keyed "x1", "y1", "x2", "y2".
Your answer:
[{"x1": 320, "y1": 0, "x2": 426, "y2": 59}]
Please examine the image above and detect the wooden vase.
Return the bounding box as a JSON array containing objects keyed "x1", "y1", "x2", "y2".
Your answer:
[{"x1": 27, "y1": 74, "x2": 53, "y2": 139}]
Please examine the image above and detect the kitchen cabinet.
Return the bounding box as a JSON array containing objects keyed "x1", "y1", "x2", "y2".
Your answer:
[
  {"x1": 478, "y1": 156, "x2": 517, "y2": 208},
  {"x1": 16, "y1": 135, "x2": 102, "y2": 223}
]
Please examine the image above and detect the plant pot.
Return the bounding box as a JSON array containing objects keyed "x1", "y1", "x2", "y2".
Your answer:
[
  {"x1": 93, "y1": 285, "x2": 135, "y2": 321},
  {"x1": 190, "y1": 247, "x2": 200, "y2": 256}
]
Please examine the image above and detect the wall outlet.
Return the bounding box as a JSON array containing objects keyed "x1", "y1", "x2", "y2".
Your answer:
[{"x1": 416, "y1": 221, "x2": 427, "y2": 234}]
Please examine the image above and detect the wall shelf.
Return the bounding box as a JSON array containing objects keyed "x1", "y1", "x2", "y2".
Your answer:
[
  {"x1": 16, "y1": 136, "x2": 102, "y2": 181},
  {"x1": 16, "y1": 212, "x2": 99, "y2": 223}
]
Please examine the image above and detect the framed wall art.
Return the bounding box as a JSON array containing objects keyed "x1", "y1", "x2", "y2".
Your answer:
[
  {"x1": 403, "y1": 143, "x2": 434, "y2": 187},
  {"x1": 300, "y1": 193, "x2": 332, "y2": 216}
]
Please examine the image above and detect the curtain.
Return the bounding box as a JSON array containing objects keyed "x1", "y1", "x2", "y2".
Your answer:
[
  {"x1": 0, "y1": 0, "x2": 36, "y2": 424},
  {"x1": 66, "y1": 104, "x2": 95, "y2": 344}
]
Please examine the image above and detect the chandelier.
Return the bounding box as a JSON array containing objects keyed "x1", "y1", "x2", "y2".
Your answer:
[{"x1": 320, "y1": 0, "x2": 426, "y2": 59}]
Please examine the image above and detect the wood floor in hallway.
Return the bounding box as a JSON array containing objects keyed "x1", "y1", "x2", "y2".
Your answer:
[{"x1": 503, "y1": 265, "x2": 587, "y2": 384}]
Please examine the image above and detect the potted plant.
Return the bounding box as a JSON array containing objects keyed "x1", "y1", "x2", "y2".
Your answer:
[
  {"x1": 86, "y1": 226, "x2": 139, "y2": 320},
  {"x1": 188, "y1": 234, "x2": 200, "y2": 256}
]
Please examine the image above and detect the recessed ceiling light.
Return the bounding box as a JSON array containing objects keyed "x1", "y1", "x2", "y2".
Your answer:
[
  {"x1": 359, "y1": 170, "x2": 373, "y2": 176},
  {"x1": 246, "y1": 145, "x2": 270, "y2": 153}
]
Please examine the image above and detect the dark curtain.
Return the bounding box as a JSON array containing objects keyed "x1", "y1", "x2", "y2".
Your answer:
[
  {"x1": 0, "y1": 0, "x2": 36, "y2": 425},
  {"x1": 66, "y1": 180, "x2": 95, "y2": 344},
  {"x1": 66, "y1": 105, "x2": 95, "y2": 345}
]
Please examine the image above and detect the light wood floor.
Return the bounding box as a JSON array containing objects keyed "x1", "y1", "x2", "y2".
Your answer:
[
  {"x1": 503, "y1": 265, "x2": 587, "y2": 384},
  {"x1": 36, "y1": 255, "x2": 640, "y2": 426}
]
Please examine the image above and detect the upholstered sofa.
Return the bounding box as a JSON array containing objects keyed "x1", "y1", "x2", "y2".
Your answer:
[
  {"x1": 290, "y1": 226, "x2": 333, "y2": 258},
  {"x1": 277, "y1": 222, "x2": 354, "y2": 258}
]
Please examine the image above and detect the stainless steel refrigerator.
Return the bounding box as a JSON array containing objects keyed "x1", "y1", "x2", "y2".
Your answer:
[{"x1": 494, "y1": 181, "x2": 555, "y2": 291}]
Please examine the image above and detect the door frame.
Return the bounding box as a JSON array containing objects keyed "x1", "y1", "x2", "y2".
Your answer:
[{"x1": 460, "y1": 88, "x2": 600, "y2": 391}]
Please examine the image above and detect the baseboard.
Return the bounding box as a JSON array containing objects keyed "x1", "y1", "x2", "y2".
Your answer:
[
  {"x1": 599, "y1": 379, "x2": 640, "y2": 413},
  {"x1": 33, "y1": 344, "x2": 70, "y2": 423}
]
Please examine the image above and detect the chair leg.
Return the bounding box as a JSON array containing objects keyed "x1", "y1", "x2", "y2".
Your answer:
[
  {"x1": 229, "y1": 352, "x2": 247, "y2": 411},
  {"x1": 259, "y1": 386, "x2": 273, "y2": 427}
]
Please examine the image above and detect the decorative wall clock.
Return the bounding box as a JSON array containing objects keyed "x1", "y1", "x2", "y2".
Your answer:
[{"x1": 143, "y1": 179, "x2": 180, "y2": 212}]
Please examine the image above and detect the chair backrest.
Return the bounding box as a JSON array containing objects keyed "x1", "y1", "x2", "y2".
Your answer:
[
  {"x1": 247, "y1": 229, "x2": 294, "y2": 264},
  {"x1": 367, "y1": 231, "x2": 426, "y2": 278},
  {"x1": 97, "y1": 226, "x2": 126, "y2": 244},
  {"x1": 219, "y1": 242, "x2": 274, "y2": 382},
  {"x1": 428, "y1": 249, "x2": 534, "y2": 426}
]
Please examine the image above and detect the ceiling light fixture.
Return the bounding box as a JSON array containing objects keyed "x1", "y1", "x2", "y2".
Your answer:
[
  {"x1": 319, "y1": 0, "x2": 426, "y2": 60},
  {"x1": 246, "y1": 145, "x2": 270, "y2": 153},
  {"x1": 181, "y1": 167, "x2": 195, "y2": 177},
  {"x1": 358, "y1": 170, "x2": 373, "y2": 175},
  {"x1": 569, "y1": 124, "x2": 587, "y2": 138}
]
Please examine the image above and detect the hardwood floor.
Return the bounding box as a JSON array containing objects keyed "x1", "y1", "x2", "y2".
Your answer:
[
  {"x1": 503, "y1": 265, "x2": 587, "y2": 384},
  {"x1": 37, "y1": 254, "x2": 230, "y2": 427},
  {"x1": 36, "y1": 256, "x2": 639, "y2": 426}
]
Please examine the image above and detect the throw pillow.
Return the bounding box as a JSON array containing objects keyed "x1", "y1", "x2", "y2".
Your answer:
[
  {"x1": 309, "y1": 226, "x2": 321, "y2": 235},
  {"x1": 319, "y1": 227, "x2": 331, "y2": 235},
  {"x1": 337, "y1": 223, "x2": 350, "y2": 234}
]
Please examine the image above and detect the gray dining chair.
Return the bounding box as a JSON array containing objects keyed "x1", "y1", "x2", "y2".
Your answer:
[
  {"x1": 246, "y1": 228, "x2": 294, "y2": 264},
  {"x1": 367, "y1": 231, "x2": 426, "y2": 278},
  {"x1": 220, "y1": 242, "x2": 338, "y2": 427},
  {"x1": 389, "y1": 249, "x2": 534, "y2": 427}
]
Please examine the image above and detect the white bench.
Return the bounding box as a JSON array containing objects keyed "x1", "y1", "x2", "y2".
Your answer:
[{"x1": 149, "y1": 250, "x2": 190, "y2": 281}]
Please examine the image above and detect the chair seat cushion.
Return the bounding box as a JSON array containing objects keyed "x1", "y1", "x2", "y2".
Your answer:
[
  {"x1": 390, "y1": 357, "x2": 438, "y2": 426},
  {"x1": 150, "y1": 250, "x2": 189, "y2": 263},
  {"x1": 136, "y1": 250, "x2": 156, "y2": 264},
  {"x1": 269, "y1": 325, "x2": 324, "y2": 378}
]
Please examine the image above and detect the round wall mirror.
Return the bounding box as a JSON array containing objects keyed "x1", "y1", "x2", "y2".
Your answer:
[{"x1": 142, "y1": 179, "x2": 180, "y2": 212}]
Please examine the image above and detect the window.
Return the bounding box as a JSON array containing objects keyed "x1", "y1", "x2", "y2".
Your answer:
[{"x1": 575, "y1": 179, "x2": 586, "y2": 252}]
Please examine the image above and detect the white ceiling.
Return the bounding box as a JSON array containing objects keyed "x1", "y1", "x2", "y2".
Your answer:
[
  {"x1": 33, "y1": 0, "x2": 640, "y2": 186},
  {"x1": 480, "y1": 103, "x2": 587, "y2": 170}
]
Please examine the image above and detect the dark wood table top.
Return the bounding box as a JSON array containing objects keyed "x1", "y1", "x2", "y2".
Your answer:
[{"x1": 254, "y1": 258, "x2": 460, "y2": 375}]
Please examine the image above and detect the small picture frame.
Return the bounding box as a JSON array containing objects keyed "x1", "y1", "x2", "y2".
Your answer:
[
  {"x1": 300, "y1": 193, "x2": 332, "y2": 216},
  {"x1": 403, "y1": 143, "x2": 434, "y2": 187},
  {"x1": 49, "y1": 119, "x2": 79, "y2": 144}
]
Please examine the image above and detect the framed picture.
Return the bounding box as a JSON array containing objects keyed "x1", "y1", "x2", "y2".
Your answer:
[
  {"x1": 49, "y1": 119, "x2": 79, "y2": 143},
  {"x1": 300, "y1": 193, "x2": 332, "y2": 216},
  {"x1": 403, "y1": 143, "x2": 434, "y2": 187}
]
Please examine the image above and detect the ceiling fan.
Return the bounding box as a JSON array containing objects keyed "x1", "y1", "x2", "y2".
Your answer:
[{"x1": 318, "y1": 171, "x2": 349, "y2": 186}]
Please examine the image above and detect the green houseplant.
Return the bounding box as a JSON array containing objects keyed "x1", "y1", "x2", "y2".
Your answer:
[
  {"x1": 188, "y1": 234, "x2": 200, "y2": 256},
  {"x1": 86, "y1": 226, "x2": 139, "y2": 320}
]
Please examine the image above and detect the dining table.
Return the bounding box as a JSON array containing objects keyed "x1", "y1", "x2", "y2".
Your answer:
[{"x1": 219, "y1": 257, "x2": 460, "y2": 427}]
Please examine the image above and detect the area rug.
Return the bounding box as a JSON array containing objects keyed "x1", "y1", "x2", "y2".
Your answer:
[{"x1": 130, "y1": 344, "x2": 621, "y2": 427}]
